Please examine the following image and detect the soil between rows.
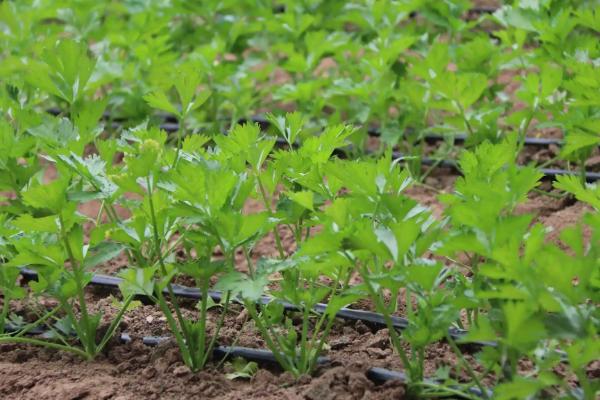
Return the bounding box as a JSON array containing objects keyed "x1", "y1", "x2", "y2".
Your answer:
[{"x1": 1, "y1": 166, "x2": 596, "y2": 399}]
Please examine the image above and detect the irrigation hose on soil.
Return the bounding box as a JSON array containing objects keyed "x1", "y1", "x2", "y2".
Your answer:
[
  {"x1": 18, "y1": 268, "x2": 493, "y2": 347},
  {"x1": 18, "y1": 267, "x2": 568, "y2": 360},
  {"x1": 394, "y1": 153, "x2": 600, "y2": 183}
]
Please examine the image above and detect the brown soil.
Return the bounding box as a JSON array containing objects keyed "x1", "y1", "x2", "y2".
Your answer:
[
  {"x1": 0, "y1": 345, "x2": 407, "y2": 400},
  {"x1": 0, "y1": 289, "x2": 415, "y2": 400}
]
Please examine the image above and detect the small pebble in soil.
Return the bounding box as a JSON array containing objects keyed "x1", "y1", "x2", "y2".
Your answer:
[
  {"x1": 173, "y1": 364, "x2": 190, "y2": 377},
  {"x1": 366, "y1": 347, "x2": 391, "y2": 359},
  {"x1": 142, "y1": 366, "x2": 157, "y2": 379},
  {"x1": 365, "y1": 328, "x2": 389, "y2": 349},
  {"x1": 342, "y1": 326, "x2": 356, "y2": 336},
  {"x1": 97, "y1": 388, "x2": 116, "y2": 400},
  {"x1": 134, "y1": 354, "x2": 150, "y2": 365},
  {"x1": 117, "y1": 361, "x2": 132, "y2": 373},
  {"x1": 354, "y1": 320, "x2": 370, "y2": 334},
  {"x1": 330, "y1": 337, "x2": 353, "y2": 350}
]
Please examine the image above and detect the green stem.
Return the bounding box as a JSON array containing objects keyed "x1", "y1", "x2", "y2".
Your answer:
[
  {"x1": 579, "y1": 158, "x2": 587, "y2": 187},
  {"x1": 197, "y1": 277, "x2": 209, "y2": 369},
  {"x1": 573, "y1": 368, "x2": 593, "y2": 400},
  {"x1": 172, "y1": 114, "x2": 186, "y2": 168},
  {"x1": 14, "y1": 306, "x2": 61, "y2": 338},
  {"x1": 417, "y1": 347, "x2": 425, "y2": 382},
  {"x1": 95, "y1": 200, "x2": 105, "y2": 226},
  {"x1": 256, "y1": 174, "x2": 285, "y2": 258},
  {"x1": 245, "y1": 300, "x2": 295, "y2": 375},
  {"x1": 309, "y1": 306, "x2": 337, "y2": 374},
  {"x1": 84, "y1": 180, "x2": 136, "y2": 266},
  {"x1": 419, "y1": 158, "x2": 444, "y2": 182},
  {"x1": 97, "y1": 295, "x2": 134, "y2": 354},
  {"x1": 0, "y1": 294, "x2": 10, "y2": 334},
  {"x1": 56, "y1": 297, "x2": 86, "y2": 348},
  {"x1": 537, "y1": 155, "x2": 560, "y2": 169},
  {"x1": 202, "y1": 290, "x2": 231, "y2": 368},
  {"x1": 0, "y1": 336, "x2": 91, "y2": 360},
  {"x1": 59, "y1": 214, "x2": 93, "y2": 355},
  {"x1": 446, "y1": 334, "x2": 489, "y2": 399},
  {"x1": 163, "y1": 230, "x2": 188, "y2": 259},
  {"x1": 299, "y1": 286, "x2": 311, "y2": 372},
  {"x1": 415, "y1": 381, "x2": 479, "y2": 400},
  {"x1": 308, "y1": 310, "x2": 328, "y2": 357},
  {"x1": 215, "y1": 323, "x2": 239, "y2": 370},
  {"x1": 243, "y1": 247, "x2": 254, "y2": 278},
  {"x1": 357, "y1": 266, "x2": 416, "y2": 381},
  {"x1": 146, "y1": 175, "x2": 191, "y2": 349},
  {"x1": 531, "y1": 188, "x2": 567, "y2": 199},
  {"x1": 156, "y1": 288, "x2": 193, "y2": 368},
  {"x1": 406, "y1": 287, "x2": 413, "y2": 321},
  {"x1": 455, "y1": 101, "x2": 475, "y2": 137},
  {"x1": 293, "y1": 222, "x2": 302, "y2": 245},
  {"x1": 517, "y1": 106, "x2": 537, "y2": 157},
  {"x1": 304, "y1": 225, "x2": 311, "y2": 241}
]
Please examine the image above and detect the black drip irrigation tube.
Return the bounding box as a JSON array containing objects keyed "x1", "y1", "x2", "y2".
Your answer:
[
  {"x1": 391, "y1": 152, "x2": 600, "y2": 183},
  {"x1": 386, "y1": 131, "x2": 563, "y2": 147},
  {"x1": 17, "y1": 269, "x2": 571, "y2": 362},
  {"x1": 18, "y1": 268, "x2": 490, "y2": 348},
  {"x1": 409, "y1": 6, "x2": 498, "y2": 19},
  {"x1": 272, "y1": 4, "x2": 499, "y2": 18}
]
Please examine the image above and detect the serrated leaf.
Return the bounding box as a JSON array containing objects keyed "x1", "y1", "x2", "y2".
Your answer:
[
  {"x1": 286, "y1": 191, "x2": 314, "y2": 211},
  {"x1": 375, "y1": 226, "x2": 398, "y2": 261},
  {"x1": 118, "y1": 266, "x2": 157, "y2": 298},
  {"x1": 111, "y1": 296, "x2": 141, "y2": 312},
  {"x1": 143, "y1": 91, "x2": 179, "y2": 116},
  {"x1": 561, "y1": 131, "x2": 600, "y2": 158},
  {"x1": 188, "y1": 89, "x2": 212, "y2": 112},
  {"x1": 12, "y1": 214, "x2": 59, "y2": 233},
  {"x1": 216, "y1": 272, "x2": 268, "y2": 302},
  {"x1": 83, "y1": 242, "x2": 126, "y2": 269},
  {"x1": 554, "y1": 175, "x2": 600, "y2": 209},
  {"x1": 21, "y1": 179, "x2": 68, "y2": 213}
]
